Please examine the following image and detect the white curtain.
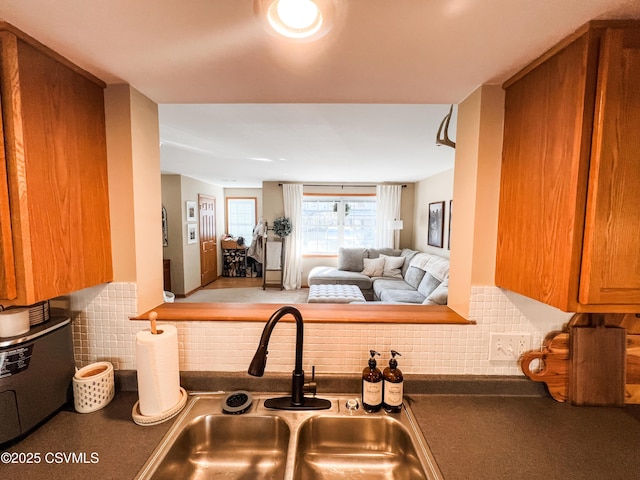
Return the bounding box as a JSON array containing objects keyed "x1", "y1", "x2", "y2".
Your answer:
[
  {"x1": 282, "y1": 183, "x2": 303, "y2": 290},
  {"x1": 376, "y1": 185, "x2": 402, "y2": 248}
]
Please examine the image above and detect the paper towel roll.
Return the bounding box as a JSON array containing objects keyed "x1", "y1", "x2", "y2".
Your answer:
[
  {"x1": 136, "y1": 324, "x2": 181, "y2": 417},
  {"x1": 0, "y1": 308, "x2": 30, "y2": 338}
]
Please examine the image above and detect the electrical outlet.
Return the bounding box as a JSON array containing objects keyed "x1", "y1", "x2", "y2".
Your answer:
[{"x1": 489, "y1": 333, "x2": 532, "y2": 362}]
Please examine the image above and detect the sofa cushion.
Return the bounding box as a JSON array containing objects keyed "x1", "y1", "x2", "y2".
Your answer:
[
  {"x1": 380, "y1": 289, "x2": 426, "y2": 304},
  {"x1": 380, "y1": 254, "x2": 405, "y2": 278},
  {"x1": 361, "y1": 257, "x2": 384, "y2": 277},
  {"x1": 417, "y1": 272, "x2": 441, "y2": 297},
  {"x1": 373, "y1": 278, "x2": 413, "y2": 299},
  {"x1": 308, "y1": 266, "x2": 373, "y2": 290},
  {"x1": 426, "y1": 277, "x2": 449, "y2": 305},
  {"x1": 404, "y1": 265, "x2": 426, "y2": 289},
  {"x1": 338, "y1": 247, "x2": 366, "y2": 272}
]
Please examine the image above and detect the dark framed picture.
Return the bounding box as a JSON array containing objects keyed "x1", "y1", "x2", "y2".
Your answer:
[
  {"x1": 448, "y1": 200, "x2": 452, "y2": 250},
  {"x1": 162, "y1": 205, "x2": 168, "y2": 247},
  {"x1": 428, "y1": 201, "x2": 445, "y2": 248}
]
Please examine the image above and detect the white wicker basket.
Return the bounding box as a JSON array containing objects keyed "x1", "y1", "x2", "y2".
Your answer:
[{"x1": 73, "y1": 362, "x2": 115, "y2": 413}]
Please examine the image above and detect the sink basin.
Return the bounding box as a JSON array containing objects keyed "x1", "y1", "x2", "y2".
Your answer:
[
  {"x1": 149, "y1": 415, "x2": 289, "y2": 479},
  {"x1": 138, "y1": 404, "x2": 290, "y2": 480},
  {"x1": 294, "y1": 416, "x2": 428, "y2": 480},
  {"x1": 136, "y1": 394, "x2": 442, "y2": 480}
]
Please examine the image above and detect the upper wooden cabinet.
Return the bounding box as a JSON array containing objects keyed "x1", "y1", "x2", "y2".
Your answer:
[
  {"x1": 0, "y1": 24, "x2": 113, "y2": 306},
  {"x1": 496, "y1": 21, "x2": 640, "y2": 313}
]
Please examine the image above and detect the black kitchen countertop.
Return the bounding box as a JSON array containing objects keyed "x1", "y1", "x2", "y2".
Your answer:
[{"x1": 2, "y1": 374, "x2": 639, "y2": 479}]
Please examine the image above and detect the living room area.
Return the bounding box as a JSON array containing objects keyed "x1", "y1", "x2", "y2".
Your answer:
[
  {"x1": 161, "y1": 132, "x2": 455, "y2": 306},
  {"x1": 159, "y1": 104, "x2": 457, "y2": 305}
]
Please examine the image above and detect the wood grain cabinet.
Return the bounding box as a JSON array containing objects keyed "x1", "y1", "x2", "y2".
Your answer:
[
  {"x1": 0, "y1": 24, "x2": 112, "y2": 306},
  {"x1": 496, "y1": 21, "x2": 640, "y2": 313}
]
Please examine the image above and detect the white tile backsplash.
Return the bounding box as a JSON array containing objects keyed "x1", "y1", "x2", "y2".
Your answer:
[{"x1": 70, "y1": 283, "x2": 574, "y2": 375}]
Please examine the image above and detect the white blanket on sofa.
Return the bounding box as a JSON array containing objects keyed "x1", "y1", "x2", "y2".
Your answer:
[{"x1": 410, "y1": 253, "x2": 449, "y2": 282}]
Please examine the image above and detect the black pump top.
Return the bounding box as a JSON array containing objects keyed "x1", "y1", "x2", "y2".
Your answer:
[
  {"x1": 368, "y1": 350, "x2": 380, "y2": 369},
  {"x1": 389, "y1": 350, "x2": 402, "y2": 369}
]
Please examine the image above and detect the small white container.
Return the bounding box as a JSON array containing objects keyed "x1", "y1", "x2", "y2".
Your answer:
[
  {"x1": 73, "y1": 361, "x2": 115, "y2": 413},
  {"x1": 0, "y1": 308, "x2": 30, "y2": 337}
]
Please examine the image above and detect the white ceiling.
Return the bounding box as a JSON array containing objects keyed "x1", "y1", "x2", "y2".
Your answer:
[{"x1": 1, "y1": 0, "x2": 639, "y2": 187}]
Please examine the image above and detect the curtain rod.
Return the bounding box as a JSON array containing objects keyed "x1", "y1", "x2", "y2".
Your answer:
[{"x1": 278, "y1": 183, "x2": 407, "y2": 188}]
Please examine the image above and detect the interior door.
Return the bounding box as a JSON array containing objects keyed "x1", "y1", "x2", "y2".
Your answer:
[{"x1": 199, "y1": 194, "x2": 218, "y2": 286}]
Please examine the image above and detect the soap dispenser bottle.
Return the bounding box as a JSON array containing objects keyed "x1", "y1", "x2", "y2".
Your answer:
[
  {"x1": 362, "y1": 350, "x2": 383, "y2": 412},
  {"x1": 383, "y1": 350, "x2": 404, "y2": 413}
]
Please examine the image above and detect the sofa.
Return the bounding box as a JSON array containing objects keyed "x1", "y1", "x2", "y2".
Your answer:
[{"x1": 307, "y1": 247, "x2": 449, "y2": 304}]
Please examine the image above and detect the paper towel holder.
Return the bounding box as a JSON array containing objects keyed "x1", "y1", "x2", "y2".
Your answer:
[{"x1": 149, "y1": 311, "x2": 160, "y2": 335}]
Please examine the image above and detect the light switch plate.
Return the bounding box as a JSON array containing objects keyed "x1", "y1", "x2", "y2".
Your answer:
[{"x1": 489, "y1": 333, "x2": 532, "y2": 362}]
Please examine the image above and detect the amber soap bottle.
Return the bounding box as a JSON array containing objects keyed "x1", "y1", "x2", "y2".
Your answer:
[
  {"x1": 362, "y1": 350, "x2": 383, "y2": 412},
  {"x1": 383, "y1": 350, "x2": 403, "y2": 413}
]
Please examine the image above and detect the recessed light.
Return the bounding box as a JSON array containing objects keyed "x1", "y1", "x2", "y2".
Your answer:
[
  {"x1": 250, "y1": 157, "x2": 273, "y2": 162},
  {"x1": 268, "y1": 0, "x2": 322, "y2": 39},
  {"x1": 255, "y1": 0, "x2": 334, "y2": 42}
]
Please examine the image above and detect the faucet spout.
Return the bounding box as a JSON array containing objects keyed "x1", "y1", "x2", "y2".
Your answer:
[{"x1": 247, "y1": 305, "x2": 330, "y2": 410}]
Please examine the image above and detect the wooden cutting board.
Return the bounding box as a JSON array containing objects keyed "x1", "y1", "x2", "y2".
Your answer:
[
  {"x1": 569, "y1": 322, "x2": 626, "y2": 406},
  {"x1": 521, "y1": 331, "x2": 640, "y2": 404}
]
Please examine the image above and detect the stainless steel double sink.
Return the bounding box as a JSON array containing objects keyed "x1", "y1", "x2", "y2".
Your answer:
[{"x1": 135, "y1": 393, "x2": 442, "y2": 480}]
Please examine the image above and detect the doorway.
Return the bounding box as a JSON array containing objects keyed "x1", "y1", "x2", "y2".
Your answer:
[{"x1": 199, "y1": 194, "x2": 217, "y2": 287}]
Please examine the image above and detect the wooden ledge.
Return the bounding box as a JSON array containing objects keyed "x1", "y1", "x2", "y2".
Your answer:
[{"x1": 133, "y1": 303, "x2": 473, "y2": 324}]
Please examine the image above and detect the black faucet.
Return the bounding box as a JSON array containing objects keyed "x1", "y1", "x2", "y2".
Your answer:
[{"x1": 248, "y1": 305, "x2": 331, "y2": 410}]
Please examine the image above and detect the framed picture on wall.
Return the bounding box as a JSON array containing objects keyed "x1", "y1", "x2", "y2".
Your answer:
[
  {"x1": 162, "y1": 205, "x2": 168, "y2": 247},
  {"x1": 187, "y1": 223, "x2": 198, "y2": 244},
  {"x1": 186, "y1": 200, "x2": 197, "y2": 222},
  {"x1": 448, "y1": 200, "x2": 452, "y2": 250},
  {"x1": 428, "y1": 201, "x2": 445, "y2": 248}
]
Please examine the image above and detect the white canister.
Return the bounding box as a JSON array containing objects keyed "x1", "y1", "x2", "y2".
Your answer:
[
  {"x1": 73, "y1": 361, "x2": 115, "y2": 413},
  {"x1": 0, "y1": 308, "x2": 30, "y2": 338}
]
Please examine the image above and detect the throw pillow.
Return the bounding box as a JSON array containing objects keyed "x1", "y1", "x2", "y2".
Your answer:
[
  {"x1": 337, "y1": 247, "x2": 366, "y2": 272},
  {"x1": 427, "y1": 277, "x2": 449, "y2": 305},
  {"x1": 404, "y1": 265, "x2": 426, "y2": 289},
  {"x1": 380, "y1": 254, "x2": 405, "y2": 278},
  {"x1": 361, "y1": 257, "x2": 385, "y2": 277},
  {"x1": 417, "y1": 272, "x2": 441, "y2": 297}
]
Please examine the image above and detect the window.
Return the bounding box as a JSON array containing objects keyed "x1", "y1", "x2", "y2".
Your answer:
[
  {"x1": 302, "y1": 196, "x2": 376, "y2": 254},
  {"x1": 226, "y1": 197, "x2": 257, "y2": 241}
]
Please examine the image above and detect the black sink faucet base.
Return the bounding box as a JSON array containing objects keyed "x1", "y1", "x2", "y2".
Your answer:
[
  {"x1": 264, "y1": 396, "x2": 331, "y2": 410},
  {"x1": 248, "y1": 305, "x2": 331, "y2": 411}
]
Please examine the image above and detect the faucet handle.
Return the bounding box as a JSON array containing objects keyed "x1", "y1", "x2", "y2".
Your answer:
[{"x1": 303, "y1": 365, "x2": 317, "y2": 396}]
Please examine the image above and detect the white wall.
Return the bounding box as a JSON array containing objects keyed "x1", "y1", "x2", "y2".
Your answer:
[
  {"x1": 412, "y1": 169, "x2": 454, "y2": 257},
  {"x1": 161, "y1": 174, "x2": 225, "y2": 295},
  {"x1": 105, "y1": 84, "x2": 162, "y2": 313}
]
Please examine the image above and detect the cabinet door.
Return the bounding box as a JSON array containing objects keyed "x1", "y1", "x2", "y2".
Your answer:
[
  {"x1": 0, "y1": 32, "x2": 112, "y2": 305},
  {"x1": 495, "y1": 32, "x2": 599, "y2": 311},
  {"x1": 0, "y1": 105, "x2": 17, "y2": 300},
  {"x1": 579, "y1": 28, "x2": 640, "y2": 305}
]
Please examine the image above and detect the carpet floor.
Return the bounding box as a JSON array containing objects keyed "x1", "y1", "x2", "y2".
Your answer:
[{"x1": 178, "y1": 286, "x2": 309, "y2": 303}]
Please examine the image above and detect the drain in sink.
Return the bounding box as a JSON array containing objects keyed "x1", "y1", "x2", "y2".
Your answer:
[{"x1": 222, "y1": 391, "x2": 253, "y2": 414}]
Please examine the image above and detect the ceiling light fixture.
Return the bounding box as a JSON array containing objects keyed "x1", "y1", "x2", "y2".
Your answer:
[
  {"x1": 269, "y1": 0, "x2": 322, "y2": 38},
  {"x1": 255, "y1": 0, "x2": 334, "y2": 41}
]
